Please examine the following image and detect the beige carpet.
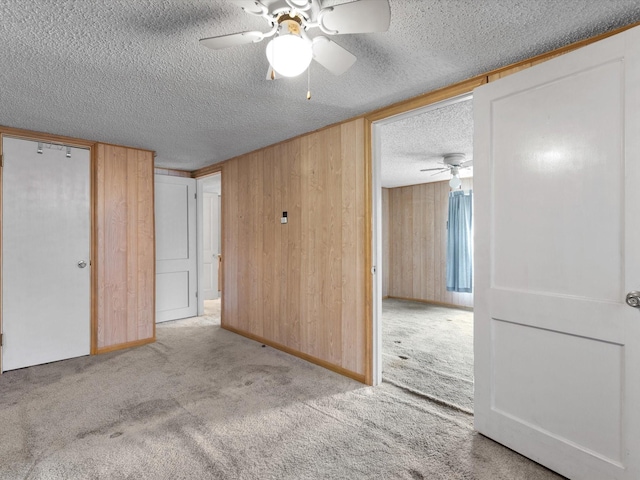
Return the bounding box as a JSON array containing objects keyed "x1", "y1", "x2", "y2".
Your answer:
[
  {"x1": 0, "y1": 303, "x2": 563, "y2": 480},
  {"x1": 382, "y1": 298, "x2": 474, "y2": 413}
]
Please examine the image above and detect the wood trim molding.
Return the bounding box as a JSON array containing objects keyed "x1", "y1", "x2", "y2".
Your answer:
[
  {"x1": 0, "y1": 125, "x2": 96, "y2": 148},
  {"x1": 222, "y1": 324, "x2": 367, "y2": 384},
  {"x1": 154, "y1": 167, "x2": 191, "y2": 178},
  {"x1": 192, "y1": 161, "x2": 224, "y2": 179},
  {"x1": 364, "y1": 76, "x2": 487, "y2": 124},
  {"x1": 95, "y1": 336, "x2": 156, "y2": 355},
  {"x1": 363, "y1": 119, "x2": 373, "y2": 385}
]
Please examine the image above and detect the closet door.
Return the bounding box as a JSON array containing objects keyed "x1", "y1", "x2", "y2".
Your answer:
[{"x1": 2, "y1": 137, "x2": 90, "y2": 371}]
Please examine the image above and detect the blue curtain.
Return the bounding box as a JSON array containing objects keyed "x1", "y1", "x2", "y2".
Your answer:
[{"x1": 446, "y1": 190, "x2": 473, "y2": 293}]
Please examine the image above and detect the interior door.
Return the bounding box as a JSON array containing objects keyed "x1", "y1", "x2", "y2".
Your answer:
[
  {"x1": 155, "y1": 175, "x2": 197, "y2": 322},
  {"x1": 202, "y1": 192, "x2": 220, "y2": 300},
  {"x1": 2, "y1": 137, "x2": 91, "y2": 371},
  {"x1": 474, "y1": 26, "x2": 640, "y2": 479}
]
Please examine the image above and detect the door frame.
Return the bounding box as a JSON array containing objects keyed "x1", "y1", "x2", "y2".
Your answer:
[
  {"x1": 195, "y1": 168, "x2": 223, "y2": 317},
  {"x1": 0, "y1": 126, "x2": 96, "y2": 374},
  {"x1": 366, "y1": 92, "x2": 476, "y2": 386}
]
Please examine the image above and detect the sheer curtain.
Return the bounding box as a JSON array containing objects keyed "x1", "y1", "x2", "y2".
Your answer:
[{"x1": 446, "y1": 189, "x2": 473, "y2": 293}]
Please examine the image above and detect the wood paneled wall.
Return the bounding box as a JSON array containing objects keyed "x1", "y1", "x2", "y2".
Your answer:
[
  {"x1": 382, "y1": 188, "x2": 390, "y2": 298},
  {"x1": 383, "y1": 179, "x2": 473, "y2": 309},
  {"x1": 95, "y1": 144, "x2": 155, "y2": 352},
  {"x1": 222, "y1": 119, "x2": 367, "y2": 381}
]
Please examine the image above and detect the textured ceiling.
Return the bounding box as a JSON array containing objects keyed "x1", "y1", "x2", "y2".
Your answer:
[
  {"x1": 0, "y1": 1, "x2": 639, "y2": 173},
  {"x1": 380, "y1": 98, "x2": 473, "y2": 187}
]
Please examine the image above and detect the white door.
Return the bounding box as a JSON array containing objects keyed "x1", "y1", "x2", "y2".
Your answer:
[
  {"x1": 2, "y1": 137, "x2": 91, "y2": 371},
  {"x1": 202, "y1": 192, "x2": 220, "y2": 300},
  {"x1": 474, "y1": 26, "x2": 640, "y2": 479},
  {"x1": 155, "y1": 175, "x2": 197, "y2": 322}
]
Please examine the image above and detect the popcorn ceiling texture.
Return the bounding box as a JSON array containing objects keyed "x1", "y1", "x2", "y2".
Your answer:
[
  {"x1": 0, "y1": 1, "x2": 639, "y2": 173},
  {"x1": 380, "y1": 98, "x2": 473, "y2": 188}
]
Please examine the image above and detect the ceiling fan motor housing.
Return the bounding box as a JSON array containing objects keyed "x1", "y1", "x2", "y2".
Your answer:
[{"x1": 443, "y1": 153, "x2": 466, "y2": 167}]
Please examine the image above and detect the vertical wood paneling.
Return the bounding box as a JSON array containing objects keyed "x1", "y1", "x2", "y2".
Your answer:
[
  {"x1": 384, "y1": 179, "x2": 473, "y2": 308},
  {"x1": 327, "y1": 125, "x2": 343, "y2": 366},
  {"x1": 262, "y1": 146, "x2": 276, "y2": 342},
  {"x1": 221, "y1": 118, "x2": 367, "y2": 380},
  {"x1": 137, "y1": 151, "x2": 155, "y2": 340},
  {"x1": 353, "y1": 119, "x2": 366, "y2": 375},
  {"x1": 285, "y1": 139, "x2": 301, "y2": 351},
  {"x1": 341, "y1": 121, "x2": 358, "y2": 372},
  {"x1": 381, "y1": 188, "x2": 390, "y2": 298},
  {"x1": 95, "y1": 143, "x2": 155, "y2": 351},
  {"x1": 126, "y1": 149, "x2": 139, "y2": 343}
]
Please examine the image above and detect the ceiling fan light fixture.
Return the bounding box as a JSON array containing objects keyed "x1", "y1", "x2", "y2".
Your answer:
[
  {"x1": 266, "y1": 20, "x2": 313, "y2": 77},
  {"x1": 449, "y1": 166, "x2": 462, "y2": 189}
]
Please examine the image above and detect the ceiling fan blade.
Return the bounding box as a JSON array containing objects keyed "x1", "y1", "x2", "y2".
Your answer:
[
  {"x1": 320, "y1": 0, "x2": 391, "y2": 35},
  {"x1": 312, "y1": 37, "x2": 356, "y2": 76},
  {"x1": 420, "y1": 167, "x2": 448, "y2": 173},
  {"x1": 200, "y1": 31, "x2": 264, "y2": 50},
  {"x1": 230, "y1": 0, "x2": 266, "y2": 15}
]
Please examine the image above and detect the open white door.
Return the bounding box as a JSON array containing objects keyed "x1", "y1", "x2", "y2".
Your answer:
[
  {"x1": 2, "y1": 137, "x2": 91, "y2": 371},
  {"x1": 155, "y1": 175, "x2": 197, "y2": 322},
  {"x1": 202, "y1": 192, "x2": 220, "y2": 300},
  {"x1": 474, "y1": 26, "x2": 640, "y2": 479}
]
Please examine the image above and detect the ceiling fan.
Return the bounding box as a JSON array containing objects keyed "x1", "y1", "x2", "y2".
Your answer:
[
  {"x1": 420, "y1": 153, "x2": 472, "y2": 188},
  {"x1": 200, "y1": 0, "x2": 391, "y2": 80}
]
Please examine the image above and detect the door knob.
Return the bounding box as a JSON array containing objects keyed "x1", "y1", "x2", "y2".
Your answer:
[
  {"x1": 77, "y1": 260, "x2": 87, "y2": 269},
  {"x1": 626, "y1": 291, "x2": 640, "y2": 308}
]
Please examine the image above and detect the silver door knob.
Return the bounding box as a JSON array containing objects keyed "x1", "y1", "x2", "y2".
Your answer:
[
  {"x1": 626, "y1": 291, "x2": 640, "y2": 308},
  {"x1": 77, "y1": 260, "x2": 87, "y2": 269}
]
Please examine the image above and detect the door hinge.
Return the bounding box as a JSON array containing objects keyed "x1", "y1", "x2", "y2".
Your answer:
[
  {"x1": 194, "y1": 193, "x2": 197, "y2": 199},
  {"x1": 195, "y1": 291, "x2": 198, "y2": 298},
  {"x1": 0, "y1": 154, "x2": 3, "y2": 168},
  {"x1": 371, "y1": 266, "x2": 377, "y2": 275},
  {"x1": 0, "y1": 333, "x2": 3, "y2": 347}
]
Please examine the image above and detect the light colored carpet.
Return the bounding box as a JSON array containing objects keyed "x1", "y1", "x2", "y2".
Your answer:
[
  {"x1": 0, "y1": 306, "x2": 563, "y2": 479},
  {"x1": 382, "y1": 298, "x2": 474, "y2": 413}
]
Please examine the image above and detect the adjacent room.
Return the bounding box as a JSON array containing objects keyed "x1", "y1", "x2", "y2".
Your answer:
[{"x1": 378, "y1": 97, "x2": 474, "y2": 414}]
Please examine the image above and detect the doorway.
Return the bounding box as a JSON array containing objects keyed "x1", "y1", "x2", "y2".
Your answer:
[
  {"x1": 2, "y1": 136, "x2": 91, "y2": 371},
  {"x1": 197, "y1": 172, "x2": 222, "y2": 317},
  {"x1": 371, "y1": 94, "x2": 474, "y2": 412}
]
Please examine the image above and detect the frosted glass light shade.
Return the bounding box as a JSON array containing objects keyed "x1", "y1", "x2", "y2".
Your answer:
[
  {"x1": 449, "y1": 175, "x2": 462, "y2": 189},
  {"x1": 266, "y1": 35, "x2": 313, "y2": 77}
]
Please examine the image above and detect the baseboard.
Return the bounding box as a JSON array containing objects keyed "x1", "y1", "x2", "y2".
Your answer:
[
  {"x1": 95, "y1": 337, "x2": 155, "y2": 355},
  {"x1": 386, "y1": 296, "x2": 474, "y2": 312},
  {"x1": 221, "y1": 324, "x2": 366, "y2": 384}
]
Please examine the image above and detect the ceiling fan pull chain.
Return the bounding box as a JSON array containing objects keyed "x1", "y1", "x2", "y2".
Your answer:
[{"x1": 307, "y1": 64, "x2": 312, "y2": 100}]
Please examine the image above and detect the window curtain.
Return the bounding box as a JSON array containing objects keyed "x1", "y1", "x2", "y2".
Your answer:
[{"x1": 446, "y1": 189, "x2": 473, "y2": 293}]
